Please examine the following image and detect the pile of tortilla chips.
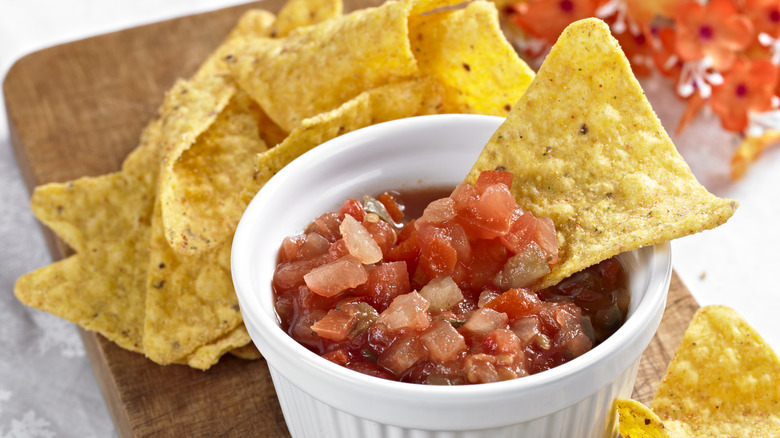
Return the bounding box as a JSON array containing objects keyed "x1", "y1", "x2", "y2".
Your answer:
[
  {"x1": 14, "y1": 0, "x2": 535, "y2": 369},
  {"x1": 617, "y1": 305, "x2": 780, "y2": 437}
]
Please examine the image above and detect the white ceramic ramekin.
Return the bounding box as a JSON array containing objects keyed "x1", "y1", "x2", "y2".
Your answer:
[{"x1": 232, "y1": 114, "x2": 672, "y2": 438}]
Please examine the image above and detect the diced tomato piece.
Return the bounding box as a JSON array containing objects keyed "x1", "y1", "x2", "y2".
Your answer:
[
  {"x1": 376, "y1": 291, "x2": 431, "y2": 331},
  {"x1": 311, "y1": 307, "x2": 358, "y2": 341},
  {"x1": 327, "y1": 238, "x2": 349, "y2": 261},
  {"x1": 365, "y1": 261, "x2": 411, "y2": 311},
  {"x1": 533, "y1": 216, "x2": 558, "y2": 265},
  {"x1": 416, "y1": 224, "x2": 459, "y2": 279},
  {"x1": 485, "y1": 288, "x2": 543, "y2": 320},
  {"x1": 337, "y1": 198, "x2": 366, "y2": 221},
  {"x1": 396, "y1": 219, "x2": 417, "y2": 242},
  {"x1": 280, "y1": 235, "x2": 306, "y2": 262},
  {"x1": 453, "y1": 183, "x2": 515, "y2": 239},
  {"x1": 364, "y1": 217, "x2": 396, "y2": 257},
  {"x1": 377, "y1": 335, "x2": 427, "y2": 376},
  {"x1": 474, "y1": 184, "x2": 515, "y2": 232},
  {"x1": 475, "y1": 170, "x2": 513, "y2": 193},
  {"x1": 289, "y1": 308, "x2": 327, "y2": 346},
  {"x1": 450, "y1": 183, "x2": 479, "y2": 214},
  {"x1": 303, "y1": 255, "x2": 368, "y2": 297},
  {"x1": 421, "y1": 320, "x2": 466, "y2": 362},
  {"x1": 499, "y1": 210, "x2": 536, "y2": 254},
  {"x1": 464, "y1": 239, "x2": 508, "y2": 290},
  {"x1": 385, "y1": 231, "x2": 420, "y2": 275},
  {"x1": 340, "y1": 214, "x2": 383, "y2": 264},
  {"x1": 482, "y1": 328, "x2": 522, "y2": 356},
  {"x1": 273, "y1": 255, "x2": 329, "y2": 290},
  {"x1": 307, "y1": 212, "x2": 342, "y2": 242},
  {"x1": 322, "y1": 348, "x2": 350, "y2": 366},
  {"x1": 346, "y1": 361, "x2": 396, "y2": 380},
  {"x1": 377, "y1": 192, "x2": 405, "y2": 223}
]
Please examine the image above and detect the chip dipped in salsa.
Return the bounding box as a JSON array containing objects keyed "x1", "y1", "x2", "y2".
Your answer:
[{"x1": 272, "y1": 171, "x2": 629, "y2": 384}]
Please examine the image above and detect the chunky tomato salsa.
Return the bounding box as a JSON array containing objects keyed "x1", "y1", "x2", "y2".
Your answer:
[{"x1": 272, "y1": 170, "x2": 629, "y2": 385}]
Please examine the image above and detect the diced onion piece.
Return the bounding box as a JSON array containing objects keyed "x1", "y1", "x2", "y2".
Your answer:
[
  {"x1": 339, "y1": 214, "x2": 383, "y2": 264},
  {"x1": 493, "y1": 241, "x2": 550, "y2": 289},
  {"x1": 303, "y1": 255, "x2": 368, "y2": 297},
  {"x1": 462, "y1": 308, "x2": 508, "y2": 335},
  {"x1": 421, "y1": 320, "x2": 467, "y2": 362},
  {"x1": 420, "y1": 197, "x2": 455, "y2": 224},
  {"x1": 477, "y1": 289, "x2": 501, "y2": 308},
  {"x1": 418, "y1": 276, "x2": 463, "y2": 311},
  {"x1": 376, "y1": 291, "x2": 431, "y2": 331},
  {"x1": 510, "y1": 316, "x2": 541, "y2": 348},
  {"x1": 377, "y1": 335, "x2": 427, "y2": 375},
  {"x1": 464, "y1": 353, "x2": 499, "y2": 384}
]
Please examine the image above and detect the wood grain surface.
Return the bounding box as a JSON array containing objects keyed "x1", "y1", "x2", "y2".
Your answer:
[{"x1": 4, "y1": 1, "x2": 699, "y2": 436}]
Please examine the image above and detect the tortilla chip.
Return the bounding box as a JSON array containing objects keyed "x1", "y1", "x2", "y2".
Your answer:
[
  {"x1": 465, "y1": 18, "x2": 737, "y2": 289},
  {"x1": 181, "y1": 325, "x2": 253, "y2": 370},
  {"x1": 15, "y1": 235, "x2": 148, "y2": 353},
  {"x1": 229, "y1": 341, "x2": 262, "y2": 360},
  {"x1": 271, "y1": 0, "x2": 343, "y2": 37},
  {"x1": 409, "y1": 0, "x2": 534, "y2": 115},
  {"x1": 616, "y1": 399, "x2": 674, "y2": 438},
  {"x1": 731, "y1": 130, "x2": 780, "y2": 179},
  {"x1": 161, "y1": 90, "x2": 268, "y2": 254},
  {"x1": 242, "y1": 77, "x2": 444, "y2": 204},
  {"x1": 144, "y1": 194, "x2": 242, "y2": 364},
  {"x1": 228, "y1": 0, "x2": 418, "y2": 132},
  {"x1": 649, "y1": 305, "x2": 780, "y2": 437},
  {"x1": 195, "y1": 9, "x2": 278, "y2": 79}
]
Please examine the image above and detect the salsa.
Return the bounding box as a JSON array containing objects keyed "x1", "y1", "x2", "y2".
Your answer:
[{"x1": 272, "y1": 170, "x2": 629, "y2": 385}]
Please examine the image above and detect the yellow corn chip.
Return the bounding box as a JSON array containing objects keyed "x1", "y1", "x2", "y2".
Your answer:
[
  {"x1": 616, "y1": 399, "x2": 674, "y2": 438},
  {"x1": 195, "y1": 9, "x2": 277, "y2": 79},
  {"x1": 465, "y1": 18, "x2": 737, "y2": 289},
  {"x1": 650, "y1": 305, "x2": 780, "y2": 437},
  {"x1": 409, "y1": 0, "x2": 466, "y2": 16},
  {"x1": 144, "y1": 195, "x2": 242, "y2": 365},
  {"x1": 228, "y1": 0, "x2": 418, "y2": 132},
  {"x1": 409, "y1": 0, "x2": 534, "y2": 115},
  {"x1": 161, "y1": 90, "x2": 268, "y2": 254},
  {"x1": 243, "y1": 77, "x2": 444, "y2": 204},
  {"x1": 15, "y1": 236, "x2": 148, "y2": 353},
  {"x1": 181, "y1": 325, "x2": 253, "y2": 370},
  {"x1": 229, "y1": 340, "x2": 262, "y2": 360},
  {"x1": 271, "y1": 0, "x2": 343, "y2": 37},
  {"x1": 731, "y1": 130, "x2": 780, "y2": 179}
]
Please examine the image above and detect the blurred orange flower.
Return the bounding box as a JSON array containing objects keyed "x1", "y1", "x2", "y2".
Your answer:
[
  {"x1": 653, "y1": 26, "x2": 684, "y2": 81},
  {"x1": 674, "y1": 0, "x2": 753, "y2": 70},
  {"x1": 743, "y1": 0, "x2": 780, "y2": 39},
  {"x1": 509, "y1": 0, "x2": 600, "y2": 45},
  {"x1": 611, "y1": 23, "x2": 654, "y2": 76},
  {"x1": 621, "y1": 0, "x2": 678, "y2": 25},
  {"x1": 710, "y1": 59, "x2": 778, "y2": 132}
]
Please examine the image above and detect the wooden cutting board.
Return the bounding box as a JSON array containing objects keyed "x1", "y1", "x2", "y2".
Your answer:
[{"x1": 4, "y1": 2, "x2": 700, "y2": 436}]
